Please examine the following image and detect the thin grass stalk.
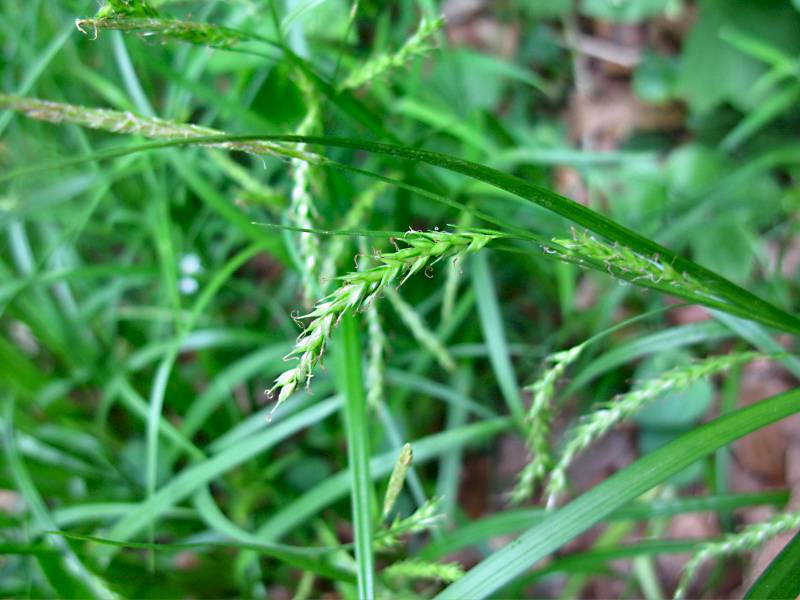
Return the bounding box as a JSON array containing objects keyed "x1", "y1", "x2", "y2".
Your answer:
[
  {"x1": 335, "y1": 312, "x2": 374, "y2": 598},
  {"x1": 441, "y1": 210, "x2": 474, "y2": 322},
  {"x1": 358, "y1": 237, "x2": 387, "y2": 410},
  {"x1": 385, "y1": 287, "x2": 456, "y2": 373}
]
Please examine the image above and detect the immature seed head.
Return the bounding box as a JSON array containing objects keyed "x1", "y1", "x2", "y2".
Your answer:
[{"x1": 266, "y1": 230, "x2": 497, "y2": 416}]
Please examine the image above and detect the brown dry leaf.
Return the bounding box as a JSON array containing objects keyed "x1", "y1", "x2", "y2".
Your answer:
[
  {"x1": 555, "y1": 165, "x2": 590, "y2": 206},
  {"x1": 658, "y1": 512, "x2": 721, "y2": 590},
  {"x1": 732, "y1": 359, "x2": 796, "y2": 484},
  {"x1": 494, "y1": 433, "x2": 529, "y2": 494},
  {"x1": 566, "y1": 428, "x2": 636, "y2": 492},
  {"x1": 582, "y1": 20, "x2": 646, "y2": 74},
  {"x1": 740, "y1": 438, "x2": 800, "y2": 593},
  {"x1": 446, "y1": 15, "x2": 519, "y2": 57},
  {"x1": 567, "y1": 83, "x2": 684, "y2": 151},
  {"x1": 764, "y1": 235, "x2": 800, "y2": 279},
  {"x1": 442, "y1": 0, "x2": 486, "y2": 24},
  {"x1": 0, "y1": 490, "x2": 22, "y2": 514},
  {"x1": 442, "y1": 0, "x2": 517, "y2": 56},
  {"x1": 458, "y1": 453, "x2": 489, "y2": 519},
  {"x1": 666, "y1": 296, "x2": 711, "y2": 325},
  {"x1": 586, "y1": 575, "x2": 629, "y2": 599}
]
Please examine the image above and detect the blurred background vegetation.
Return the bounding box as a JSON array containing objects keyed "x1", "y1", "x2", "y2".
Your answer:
[{"x1": 2, "y1": 0, "x2": 800, "y2": 598}]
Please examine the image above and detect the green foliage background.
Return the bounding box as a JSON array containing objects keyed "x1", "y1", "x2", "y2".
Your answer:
[{"x1": 1, "y1": 1, "x2": 800, "y2": 598}]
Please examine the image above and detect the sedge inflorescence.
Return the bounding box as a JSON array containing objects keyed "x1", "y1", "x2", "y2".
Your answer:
[
  {"x1": 544, "y1": 351, "x2": 761, "y2": 507},
  {"x1": 551, "y1": 229, "x2": 718, "y2": 301},
  {"x1": 267, "y1": 229, "x2": 497, "y2": 412},
  {"x1": 510, "y1": 342, "x2": 586, "y2": 505},
  {"x1": 76, "y1": 0, "x2": 248, "y2": 48},
  {"x1": 0, "y1": 95, "x2": 316, "y2": 163},
  {"x1": 674, "y1": 509, "x2": 800, "y2": 599}
]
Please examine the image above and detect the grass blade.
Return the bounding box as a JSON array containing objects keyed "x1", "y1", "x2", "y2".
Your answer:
[
  {"x1": 334, "y1": 313, "x2": 375, "y2": 599},
  {"x1": 96, "y1": 397, "x2": 343, "y2": 561},
  {"x1": 2, "y1": 97, "x2": 796, "y2": 335},
  {"x1": 420, "y1": 490, "x2": 789, "y2": 560},
  {"x1": 50, "y1": 531, "x2": 356, "y2": 583},
  {"x1": 471, "y1": 252, "x2": 524, "y2": 422}
]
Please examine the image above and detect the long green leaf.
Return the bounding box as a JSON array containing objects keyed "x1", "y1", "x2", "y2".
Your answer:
[
  {"x1": 435, "y1": 387, "x2": 800, "y2": 599},
  {"x1": 50, "y1": 531, "x2": 356, "y2": 584},
  {"x1": 471, "y1": 252, "x2": 524, "y2": 422},
  {"x1": 2, "y1": 107, "x2": 797, "y2": 334},
  {"x1": 420, "y1": 490, "x2": 789, "y2": 560},
  {"x1": 334, "y1": 313, "x2": 375, "y2": 599},
  {"x1": 252, "y1": 134, "x2": 800, "y2": 336}
]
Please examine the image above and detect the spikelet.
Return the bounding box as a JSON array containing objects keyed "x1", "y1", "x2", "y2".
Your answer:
[
  {"x1": 266, "y1": 230, "x2": 496, "y2": 413},
  {"x1": 550, "y1": 229, "x2": 719, "y2": 302},
  {"x1": 545, "y1": 352, "x2": 761, "y2": 507},
  {"x1": 510, "y1": 342, "x2": 586, "y2": 505},
  {"x1": 382, "y1": 443, "x2": 414, "y2": 520},
  {"x1": 375, "y1": 497, "x2": 445, "y2": 551},
  {"x1": 341, "y1": 16, "x2": 445, "y2": 90},
  {"x1": 384, "y1": 558, "x2": 464, "y2": 583},
  {"x1": 674, "y1": 509, "x2": 800, "y2": 599},
  {"x1": 290, "y1": 78, "x2": 322, "y2": 306},
  {"x1": 0, "y1": 95, "x2": 318, "y2": 164}
]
